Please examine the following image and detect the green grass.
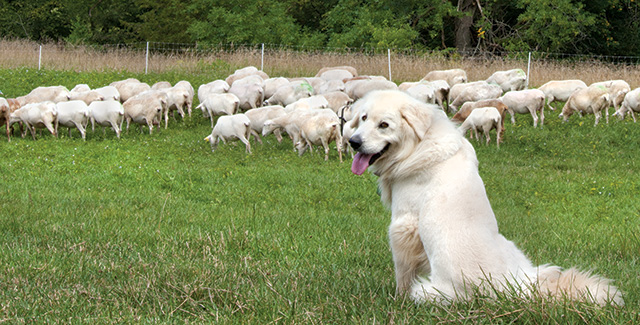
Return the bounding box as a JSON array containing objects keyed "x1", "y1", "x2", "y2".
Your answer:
[{"x1": 1, "y1": 68, "x2": 639, "y2": 323}]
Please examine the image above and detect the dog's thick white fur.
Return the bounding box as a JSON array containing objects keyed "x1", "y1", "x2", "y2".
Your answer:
[{"x1": 349, "y1": 90, "x2": 623, "y2": 305}]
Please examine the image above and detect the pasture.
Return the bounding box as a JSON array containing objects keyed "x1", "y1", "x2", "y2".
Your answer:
[{"x1": 1, "y1": 66, "x2": 639, "y2": 323}]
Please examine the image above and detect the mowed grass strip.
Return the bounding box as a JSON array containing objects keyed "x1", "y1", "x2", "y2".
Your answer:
[{"x1": 0, "y1": 68, "x2": 638, "y2": 323}]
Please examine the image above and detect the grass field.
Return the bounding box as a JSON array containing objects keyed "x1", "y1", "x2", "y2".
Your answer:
[{"x1": 1, "y1": 66, "x2": 639, "y2": 323}]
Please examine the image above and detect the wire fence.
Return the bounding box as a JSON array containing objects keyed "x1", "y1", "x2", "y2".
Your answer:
[{"x1": 1, "y1": 39, "x2": 640, "y2": 86}]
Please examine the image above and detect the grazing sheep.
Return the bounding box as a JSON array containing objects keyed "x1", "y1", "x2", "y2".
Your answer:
[
  {"x1": 449, "y1": 83, "x2": 503, "y2": 112},
  {"x1": 123, "y1": 90, "x2": 167, "y2": 134},
  {"x1": 204, "y1": 114, "x2": 252, "y2": 153},
  {"x1": 318, "y1": 69, "x2": 354, "y2": 82},
  {"x1": 113, "y1": 80, "x2": 151, "y2": 103},
  {"x1": 69, "y1": 90, "x2": 104, "y2": 105},
  {"x1": 198, "y1": 80, "x2": 230, "y2": 105},
  {"x1": 225, "y1": 66, "x2": 269, "y2": 86},
  {"x1": 486, "y1": 68, "x2": 527, "y2": 92},
  {"x1": 319, "y1": 91, "x2": 353, "y2": 115},
  {"x1": 262, "y1": 109, "x2": 319, "y2": 150},
  {"x1": 296, "y1": 111, "x2": 343, "y2": 162},
  {"x1": 590, "y1": 80, "x2": 631, "y2": 119},
  {"x1": 244, "y1": 105, "x2": 287, "y2": 143},
  {"x1": 500, "y1": 89, "x2": 546, "y2": 128},
  {"x1": 16, "y1": 86, "x2": 70, "y2": 106},
  {"x1": 404, "y1": 83, "x2": 436, "y2": 105},
  {"x1": 263, "y1": 77, "x2": 291, "y2": 99},
  {"x1": 9, "y1": 101, "x2": 58, "y2": 140},
  {"x1": 174, "y1": 80, "x2": 195, "y2": 116},
  {"x1": 314, "y1": 79, "x2": 345, "y2": 95},
  {"x1": 88, "y1": 100, "x2": 124, "y2": 138},
  {"x1": 613, "y1": 88, "x2": 640, "y2": 122},
  {"x1": 421, "y1": 68, "x2": 467, "y2": 86},
  {"x1": 0, "y1": 98, "x2": 10, "y2": 140},
  {"x1": 71, "y1": 84, "x2": 91, "y2": 93},
  {"x1": 315, "y1": 66, "x2": 358, "y2": 78},
  {"x1": 162, "y1": 85, "x2": 191, "y2": 123},
  {"x1": 196, "y1": 93, "x2": 240, "y2": 127},
  {"x1": 458, "y1": 106, "x2": 502, "y2": 147},
  {"x1": 228, "y1": 79, "x2": 264, "y2": 112},
  {"x1": 264, "y1": 81, "x2": 312, "y2": 106},
  {"x1": 452, "y1": 98, "x2": 508, "y2": 143},
  {"x1": 151, "y1": 81, "x2": 172, "y2": 90},
  {"x1": 94, "y1": 86, "x2": 121, "y2": 102},
  {"x1": 347, "y1": 79, "x2": 398, "y2": 100},
  {"x1": 559, "y1": 84, "x2": 610, "y2": 126},
  {"x1": 537, "y1": 79, "x2": 587, "y2": 111},
  {"x1": 55, "y1": 100, "x2": 90, "y2": 140},
  {"x1": 284, "y1": 95, "x2": 330, "y2": 112}
]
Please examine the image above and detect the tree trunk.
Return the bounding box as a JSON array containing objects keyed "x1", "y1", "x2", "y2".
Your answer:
[{"x1": 455, "y1": 0, "x2": 477, "y2": 53}]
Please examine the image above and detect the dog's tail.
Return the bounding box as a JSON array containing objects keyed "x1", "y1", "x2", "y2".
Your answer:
[{"x1": 535, "y1": 264, "x2": 624, "y2": 306}]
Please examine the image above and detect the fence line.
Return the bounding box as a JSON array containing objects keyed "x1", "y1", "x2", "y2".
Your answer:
[{"x1": 1, "y1": 39, "x2": 640, "y2": 87}]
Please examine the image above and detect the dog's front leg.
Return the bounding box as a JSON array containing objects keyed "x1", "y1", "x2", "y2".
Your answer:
[{"x1": 389, "y1": 215, "x2": 430, "y2": 295}]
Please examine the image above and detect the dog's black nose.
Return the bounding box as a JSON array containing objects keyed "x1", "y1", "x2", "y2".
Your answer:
[{"x1": 349, "y1": 135, "x2": 362, "y2": 150}]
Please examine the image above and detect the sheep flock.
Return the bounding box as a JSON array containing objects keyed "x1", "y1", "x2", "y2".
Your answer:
[{"x1": 1, "y1": 66, "x2": 637, "y2": 160}]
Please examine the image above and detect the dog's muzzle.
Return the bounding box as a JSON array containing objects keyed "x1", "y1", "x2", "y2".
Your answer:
[{"x1": 349, "y1": 135, "x2": 362, "y2": 151}]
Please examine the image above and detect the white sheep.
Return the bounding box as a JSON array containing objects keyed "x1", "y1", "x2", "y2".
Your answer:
[
  {"x1": 228, "y1": 78, "x2": 264, "y2": 112},
  {"x1": 319, "y1": 91, "x2": 353, "y2": 115},
  {"x1": 198, "y1": 80, "x2": 230, "y2": 106},
  {"x1": 173, "y1": 80, "x2": 195, "y2": 116},
  {"x1": 537, "y1": 79, "x2": 587, "y2": 111},
  {"x1": 123, "y1": 90, "x2": 167, "y2": 134},
  {"x1": 486, "y1": 68, "x2": 527, "y2": 92},
  {"x1": 56, "y1": 100, "x2": 90, "y2": 140},
  {"x1": 204, "y1": 114, "x2": 252, "y2": 153},
  {"x1": 284, "y1": 95, "x2": 330, "y2": 112},
  {"x1": 71, "y1": 84, "x2": 91, "y2": 93},
  {"x1": 196, "y1": 93, "x2": 240, "y2": 127},
  {"x1": 613, "y1": 88, "x2": 640, "y2": 122},
  {"x1": 421, "y1": 68, "x2": 467, "y2": 86},
  {"x1": 560, "y1": 84, "x2": 610, "y2": 126},
  {"x1": 264, "y1": 81, "x2": 312, "y2": 106},
  {"x1": 296, "y1": 111, "x2": 343, "y2": 162},
  {"x1": 162, "y1": 85, "x2": 191, "y2": 124},
  {"x1": 500, "y1": 89, "x2": 546, "y2": 127},
  {"x1": 590, "y1": 79, "x2": 631, "y2": 119},
  {"x1": 16, "y1": 86, "x2": 70, "y2": 106},
  {"x1": 244, "y1": 105, "x2": 287, "y2": 143},
  {"x1": 263, "y1": 77, "x2": 291, "y2": 99},
  {"x1": 458, "y1": 106, "x2": 502, "y2": 147},
  {"x1": 151, "y1": 81, "x2": 172, "y2": 90},
  {"x1": 111, "y1": 79, "x2": 151, "y2": 103},
  {"x1": 315, "y1": 66, "x2": 358, "y2": 78},
  {"x1": 449, "y1": 83, "x2": 503, "y2": 112},
  {"x1": 69, "y1": 90, "x2": 105, "y2": 105},
  {"x1": 88, "y1": 100, "x2": 124, "y2": 138},
  {"x1": 262, "y1": 109, "x2": 320, "y2": 150},
  {"x1": 9, "y1": 101, "x2": 58, "y2": 139},
  {"x1": 94, "y1": 86, "x2": 121, "y2": 102},
  {"x1": 347, "y1": 79, "x2": 397, "y2": 100}
]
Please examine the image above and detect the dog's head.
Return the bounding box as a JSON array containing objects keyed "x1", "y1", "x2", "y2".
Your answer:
[{"x1": 349, "y1": 90, "x2": 435, "y2": 175}]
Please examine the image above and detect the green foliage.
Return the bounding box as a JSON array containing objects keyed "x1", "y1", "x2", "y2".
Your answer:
[{"x1": 64, "y1": 17, "x2": 93, "y2": 45}]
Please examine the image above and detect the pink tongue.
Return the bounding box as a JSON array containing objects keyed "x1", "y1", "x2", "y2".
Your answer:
[{"x1": 351, "y1": 152, "x2": 374, "y2": 175}]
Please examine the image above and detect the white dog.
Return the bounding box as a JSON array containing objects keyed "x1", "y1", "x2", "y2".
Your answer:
[{"x1": 348, "y1": 90, "x2": 623, "y2": 305}]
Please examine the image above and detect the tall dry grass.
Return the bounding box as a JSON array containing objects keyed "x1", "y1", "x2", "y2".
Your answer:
[{"x1": 1, "y1": 39, "x2": 639, "y2": 87}]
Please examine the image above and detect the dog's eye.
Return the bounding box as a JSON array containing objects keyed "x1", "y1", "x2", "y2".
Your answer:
[
  {"x1": 362, "y1": 115, "x2": 367, "y2": 122},
  {"x1": 379, "y1": 122, "x2": 389, "y2": 129}
]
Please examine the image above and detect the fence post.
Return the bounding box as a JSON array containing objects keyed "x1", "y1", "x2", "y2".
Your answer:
[
  {"x1": 387, "y1": 49, "x2": 392, "y2": 81},
  {"x1": 38, "y1": 45, "x2": 42, "y2": 70},
  {"x1": 145, "y1": 41, "x2": 149, "y2": 74},
  {"x1": 526, "y1": 52, "x2": 531, "y2": 89},
  {"x1": 261, "y1": 43, "x2": 264, "y2": 71}
]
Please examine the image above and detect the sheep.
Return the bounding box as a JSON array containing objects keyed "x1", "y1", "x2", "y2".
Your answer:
[
  {"x1": 55, "y1": 100, "x2": 90, "y2": 140},
  {"x1": 151, "y1": 81, "x2": 172, "y2": 90},
  {"x1": 500, "y1": 89, "x2": 546, "y2": 127},
  {"x1": 263, "y1": 77, "x2": 291, "y2": 99},
  {"x1": 451, "y1": 98, "x2": 508, "y2": 143},
  {"x1": 315, "y1": 66, "x2": 358, "y2": 78},
  {"x1": 347, "y1": 79, "x2": 398, "y2": 100},
  {"x1": 162, "y1": 85, "x2": 191, "y2": 124},
  {"x1": 284, "y1": 95, "x2": 330, "y2": 112},
  {"x1": 16, "y1": 86, "x2": 70, "y2": 106},
  {"x1": 113, "y1": 80, "x2": 151, "y2": 103},
  {"x1": 449, "y1": 83, "x2": 503, "y2": 112},
  {"x1": 295, "y1": 111, "x2": 343, "y2": 162},
  {"x1": 204, "y1": 113, "x2": 252, "y2": 153},
  {"x1": 264, "y1": 81, "x2": 312, "y2": 106},
  {"x1": 0, "y1": 98, "x2": 10, "y2": 141},
  {"x1": 341, "y1": 118, "x2": 356, "y2": 158},
  {"x1": 244, "y1": 105, "x2": 287, "y2": 143},
  {"x1": 403, "y1": 83, "x2": 436, "y2": 105},
  {"x1": 537, "y1": 79, "x2": 587, "y2": 111},
  {"x1": 448, "y1": 81, "x2": 488, "y2": 105},
  {"x1": 123, "y1": 90, "x2": 167, "y2": 134},
  {"x1": 613, "y1": 88, "x2": 640, "y2": 122},
  {"x1": 319, "y1": 91, "x2": 353, "y2": 115},
  {"x1": 486, "y1": 68, "x2": 527, "y2": 92},
  {"x1": 225, "y1": 66, "x2": 269, "y2": 86},
  {"x1": 318, "y1": 69, "x2": 354, "y2": 82},
  {"x1": 174, "y1": 80, "x2": 195, "y2": 116},
  {"x1": 94, "y1": 86, "x2": 121, "y2": 102},
  {"x1": 198, "y1": 80, "x2": 230, "y2": 105},
  {"x1": 458, "y1": 106, "x2": 502, "y2": 147},
  {"x1": 9, "y1": 101, "x2": 58, "y2": 140},
  {"x1": 196, "y1": 93, "x2": 240, "y2": 127},
  {"x1": 421, "y1": 68, "x2": 467, "y2": 86},
  {"x1": 262, "y1": 109, "x2": 318, "y2": 150},
  {"x1": 559, "y1": 84, "x2": 610, "y2": 126},
  {"x1": 590, "y1": 80, "x2": 631, "y2": 120},
  {"x1": 69, "y1": 90, "x2": 104, "y2": 105},
  {"x1": 314, "y1": 79, "x2": 345, "y2": 95},
  {"x1": 71, "y1": 84, "x2": 91, "y2": 93},
  {"x1": 87, "y1": 100, "x2": 124, "y2": 138},
  {"x1": 228, "y1": 78, "x2": 264, "y2": 112}
]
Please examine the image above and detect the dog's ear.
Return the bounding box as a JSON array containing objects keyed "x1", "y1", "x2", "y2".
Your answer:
[{"x1": 401, "y1": 103, "x2": 432, "y2": 141}]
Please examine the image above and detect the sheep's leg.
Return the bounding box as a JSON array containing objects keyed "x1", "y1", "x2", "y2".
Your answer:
[
  {"x1": 594, "y1": 111, "x2": 601, "y2": 127},
  {"x1": 546, "y1": 97, "x2": 555, "y2": 111},
  {"x1": 605, "y1": 106, "x2": 610, "y2": 124},
  {"x1": 75, "y1": 122, "x2": 86, "y2": 140},
  {"x1": 496, "y1": 121, "x2": 502, "y2": 148},
  {"x1": 631, "y1": 111, "x2": 637, "y2": 123},
  {"x1": 530, "y1": 108, "x2": 539, "y2": 128},
  {"x1": 250, "y1": 129, "x2": 262, "y2": 144},
  {"x1": 27, "y1": 123, "x2": 37, "y2": 140},
  {"x1": 321, "y1": 137, "x2": 330, "y2": 161},
  {"x1": 472, "y1": 127, "x2": 479, "y2": 141},
  {"x1": 274, "y1": 129, "x2": 283, "y2": 143},
  {"x1": 508, "y1": 108, "x2": 516, "y2": 124},
  {"x1": 125, "y1": 117, "x2": 131, "y2": 132},
  {"x1": 539, "y1": 106, "x2": 545, "y2": 127},
  {"x1": 4, "y1": 121, "x2": 9, "y2": 142}
]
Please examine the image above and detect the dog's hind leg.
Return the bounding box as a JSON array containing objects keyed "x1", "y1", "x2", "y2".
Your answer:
[{"x1": 389, "y1": 215, "x2": 430, "y2": 295}]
